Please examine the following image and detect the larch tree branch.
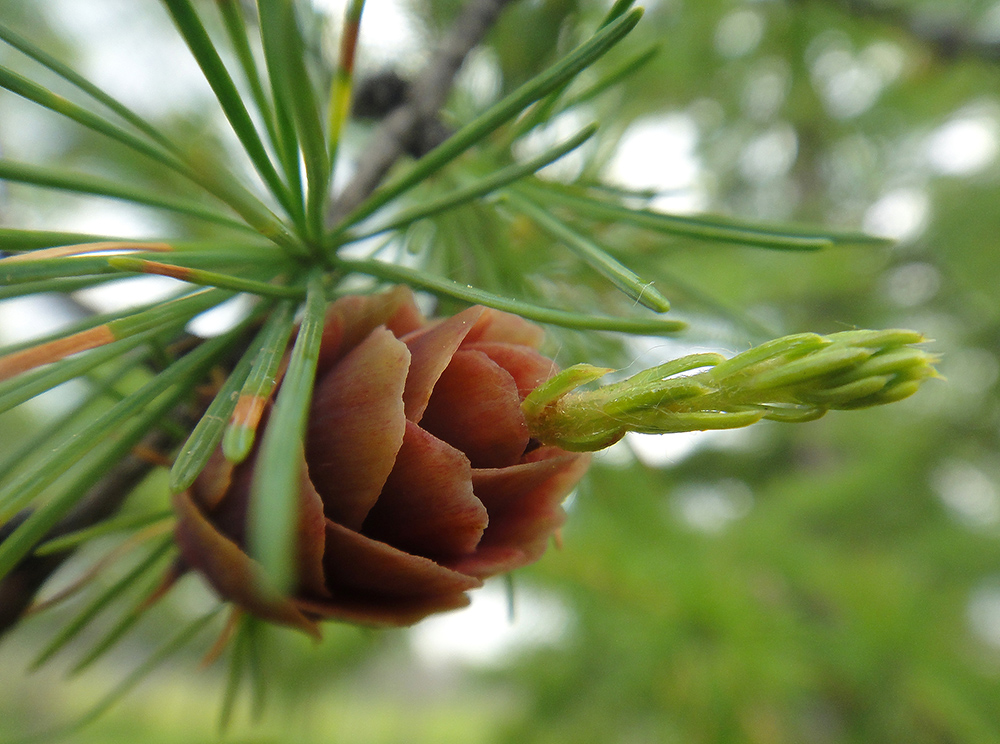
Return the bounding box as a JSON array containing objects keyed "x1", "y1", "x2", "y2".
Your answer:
[
  {"x1": 0, "y1": 430, "x2": 175, "y2": 636},
  {"x1": 0, "y1": 0, "x2": 518, "y2": 640},
  {"x1": 328, "y1": 0, "x2": 517, "y2": 223}
]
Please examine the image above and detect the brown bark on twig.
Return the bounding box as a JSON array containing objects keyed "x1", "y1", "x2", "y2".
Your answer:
[
  {"x1": 328, "y1": 0, "x2": 517, "y2": 223},
  {"x1": 0, "y1": 430, "x2": 174, "y2": 636}
]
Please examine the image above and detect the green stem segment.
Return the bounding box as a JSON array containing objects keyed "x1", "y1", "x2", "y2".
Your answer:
[
  {"x1": 523, "y1": 329, "x2": 940, "y2": 452},
  {"x1": 520, "y1": 181, "x2": 891, "y2": 250},
  {"x1": 332, "y1": 8, "x2": 644, "y2": 232},
  {"x1": 504, "y1": 190, "x2": 671, "y2": 312},
  {"x1": 248, "y1": 273, "x2": 327, "y2": 594},
  {"x1": 107, "y1": 257, "x2": 304, "y2": 299},
  {"x1": 328, "y1": 0, "x2": 366, "y2": 171},
  {"x1": 223, "y1": 300, "x2": 299, "y2": 463},
  {"x1": 256, "y1": 0, "x2": 329, "y2": 244},
  {"x1": 345, "y1": 124, "x2": 598, "y2": 243},
  {"x1": 337, "y1": 257, "x2": 687, "y2": 334},
  {"x1": 0, "y1": 159, "x2": 255, "y2": 233},
  {"x1": 160, "y1": 0, "x2": 296, "y2": 220}
]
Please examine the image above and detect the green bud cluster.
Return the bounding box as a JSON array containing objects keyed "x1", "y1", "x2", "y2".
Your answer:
[{"x1": 523, "y1": 329, "x2": 940, "y2": 452}]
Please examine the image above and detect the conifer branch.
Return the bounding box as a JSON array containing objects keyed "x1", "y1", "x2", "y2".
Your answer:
[
  {"x1": 328, "y1": 0, "x2": 516, "y2": 223},
  {"x1": 0, "y1": 0, "x2": 519, "y2": 637},
  {"x1": 0, "y1": 429, "x2": 174, "y2": 636}
]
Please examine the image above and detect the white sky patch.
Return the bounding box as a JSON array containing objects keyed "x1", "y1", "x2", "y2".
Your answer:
[
  {"x1": 48, "y1": 199, "x2": 168, "y2": 240},
  {"x1": 808, "y1": 33, "x2": 905, "y2": 120},
  {"x1": 714, "y1": 9, "x2": 765, "y2": 59},
  {"x1": 187, "y1": 294, "x2": 256, "y2": 338},
  {"x1": 626, "y1": 430, "x2": 717, "y2": 467},
  {"x1": 515, "y1": 109, "x2": 594, "y2": 183},
  {"x1": 932, "y1": 459, "x2": 1000, "y2": 530},
  {"x1": 606, "y1": 114, "x2": 706, "y2": 214},
  {"x1": 74, "y1": 276, "x2": 184, "y2": 315},
  {"x1": 77, "y1": 271, "x2": 257, "y2": 345},
  {"x1": 942, "y1": 347, "x2": 1000, "y2": 397},
  {"x1": 625, "y1": 428, "x2": 756, "y2": 469},
  {"x1": 409, "y1": 580, "x2": 571, "y2": 667},
  {"x1": 883, "y1": 261, "x2": 941, "y2": 307},
  {"x1": 313, "y1": 0, "x2": 422, "y2": 67},
  {"x1": 815, "y1": 57, "x2": 883, "y2": 119},
  {"x1": 593, "y1": 437, "x2": 636, "y2": 467},
  {"x1": 977, "y1": 2, "x2": 1000, "y2": 44},
  {"x1": 456, "y1": 47, "x2": 503, "y2": 110},
  {"x1": 863, "y1": 187, "x2": 929, "y2": 242},
  {"x1": 16, "y1": 380, "x2": 90, "y2": 421},
  {"x1": 688, "y1": 97, "x2": 726, "y2": 133},
  {"x1": 738, "y1": 122, "x2": 798, "y2": 184},
  {"x1": 45, "y1": 0, "x2": 211, "y2": 119},
  {"x1": 0, "y1": 97, "x2": 73, "y2": 162},
  {"x1": 669, "y1": 478, "x2": 754, "y2": 533},
  {"x1": 862, "y1": 40, "x2": 907, "y2": 85},
  {"x1": 968, "y1": 582, "x2": 1000, "y2": 649},
  {"x1": 926, "y1": 113, "x2": 1000, "y2": 176},
  {"x1": 741, "y1": 58, "x2": 791, "y2": 121},
  {"x1": 0, "y1": 295, "x2": 81, "y2": 347},
  {"x1": 619, "y1": 333, "x2": 732, "y2": 375}
]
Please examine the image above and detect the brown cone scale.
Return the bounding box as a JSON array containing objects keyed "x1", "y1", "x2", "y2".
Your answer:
[{"x1": 174, "y1": 288, "x2": 590, "y2": 628}]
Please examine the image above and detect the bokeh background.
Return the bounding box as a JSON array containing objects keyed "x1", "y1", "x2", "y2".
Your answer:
[{"x1": 2, "y1": 0, "x2": 1000, "y2": 742}]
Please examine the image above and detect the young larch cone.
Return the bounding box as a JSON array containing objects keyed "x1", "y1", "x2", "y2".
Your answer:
[{"x1": 173, "y1": 287, "x2": 591, "y2": 632}]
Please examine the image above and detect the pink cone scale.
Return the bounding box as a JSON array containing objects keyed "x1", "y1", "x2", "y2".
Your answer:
[{"x1": 173, "y1": 287, "x2": 590, "y2": 631}]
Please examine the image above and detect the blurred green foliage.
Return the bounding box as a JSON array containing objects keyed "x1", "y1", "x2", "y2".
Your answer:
[{"x1": 2, "y1": 0, "x2": 1000, "y2": 742}]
